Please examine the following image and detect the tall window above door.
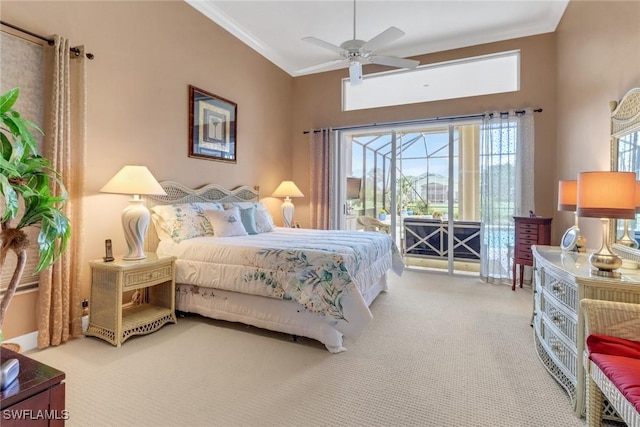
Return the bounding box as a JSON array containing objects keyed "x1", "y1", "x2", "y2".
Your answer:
[{"x1": 342, "y1": 50, "x2": 520, "y2": 111}]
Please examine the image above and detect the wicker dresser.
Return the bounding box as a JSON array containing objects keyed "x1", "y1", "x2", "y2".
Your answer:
[
  {"x1": 513, "y1": 216, "x2": 552, "y2": 290},
  {"x1": 531, "y1": 245, "x2": 640, "y2": 418},
  {"x1": 86, "y1": 254, "x2": 177, "y2": 346}
]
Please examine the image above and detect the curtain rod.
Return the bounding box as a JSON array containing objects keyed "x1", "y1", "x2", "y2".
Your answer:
[
  {"x1": 303, "y1": 108, "x2": 542, "y2": 134},
  {"x1": 1, "y1": 20, "x2": 95, "y2": 60}
]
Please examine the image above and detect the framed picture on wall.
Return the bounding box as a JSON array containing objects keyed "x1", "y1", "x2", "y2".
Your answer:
[{"x1": 188, "y1": 85, "x2": 237, "y2": 163}]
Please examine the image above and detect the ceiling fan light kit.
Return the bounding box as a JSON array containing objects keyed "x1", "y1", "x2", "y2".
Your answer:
[
  {"x1": 298, "y1": 0, "x2": 419, "y2": 85},
  {"x1": 349, "y1": 61, "x2": 363, "y2": 85}
]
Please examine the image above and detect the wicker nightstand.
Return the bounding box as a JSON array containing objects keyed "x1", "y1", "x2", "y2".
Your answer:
[{"x1": 86, "y1": 253, "x2": 177, "y2": 346}]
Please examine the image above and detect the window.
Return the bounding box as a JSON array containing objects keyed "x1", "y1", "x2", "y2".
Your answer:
[
  {"x1": 1, "y1": 30, "x2": 45, "y2": 296},
  {"x1": 342, "y1": 50, "x2": 520, "y2": 111}
]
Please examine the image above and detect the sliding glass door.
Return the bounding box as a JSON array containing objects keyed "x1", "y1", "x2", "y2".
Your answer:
[
  {"x1": 339, "y1": 121, "x2": 482, "y2": 274},
  {"x1": 332, "y1": 111, "x2": 534, "y2": 283}
]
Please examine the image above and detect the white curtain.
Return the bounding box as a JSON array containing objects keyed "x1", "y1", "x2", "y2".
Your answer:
[
  {"x1": 309, "y1": 129, "x2": 335, "y2": 230},
  {"x1": 479, "y1": 110, "x2": 535, "y2": 284},
  {"x1": 38, "y1": 35, "x2": 86, "y2": 347}
]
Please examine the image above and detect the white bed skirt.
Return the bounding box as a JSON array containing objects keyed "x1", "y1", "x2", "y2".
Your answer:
[{"x1": 175, "y1": 272, "x2": 388, "y2": 353}]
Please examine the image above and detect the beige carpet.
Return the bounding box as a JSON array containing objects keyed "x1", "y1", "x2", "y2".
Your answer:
[{"x1": 26, "y1": 269, "x2": 585, "y2": 427}]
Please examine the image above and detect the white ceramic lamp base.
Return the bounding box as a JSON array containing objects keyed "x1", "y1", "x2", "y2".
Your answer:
[
  {"x1": 281, "y1": 197, "x2": 294, "y2": 228},
  {"x1": 121, "y1": 198, "x2": 149, "y2": 260}
]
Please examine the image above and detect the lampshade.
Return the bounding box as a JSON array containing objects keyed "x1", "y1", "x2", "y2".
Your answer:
[
  {"x1": 557, "y1": 180, "x2": 577, "y2": 211},
  {"x1": 558, "y1": 179, "x2": 587, "y2": 252},
  {"x1": 271, "y1": 181, "x2": 304, "y2": 198},
  {"x1": 346, "y1": 177, "x2": 362, "y2": 200},
  {"x1": 635, "y1": 181, "x2": 640, "y2": 213},
  {"x1": 100, "y1": 165, "x2": 166, "y2": 261},
  {"x1": 577, "y1": 171, "x2": 636, "y2": 278},
  {"x1": 100, "y1": 165, "x2": 167, "y2": 196},
  {"x1": 577, "y1": 171, "x2": 636, "y2": 219}
]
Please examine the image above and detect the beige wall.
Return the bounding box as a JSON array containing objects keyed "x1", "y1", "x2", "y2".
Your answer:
[
  {"x1": 1, "y1": 0, "x2": 293, "y2": 339},
  {"x1": 291, "y1": 34, "x2": 558, "y2": 228},
  {"x1": 555, "y1": 0, "x2": 640, "y2": 246}
]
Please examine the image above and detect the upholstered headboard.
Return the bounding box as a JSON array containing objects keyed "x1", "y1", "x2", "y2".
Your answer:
[{"x1": 144, "y1": 181, "x2": 260, "y2": 252}]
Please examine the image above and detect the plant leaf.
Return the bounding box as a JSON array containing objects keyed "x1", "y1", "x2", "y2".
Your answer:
[
  {"x1": 0, "y1": 175, "x2": 19, "y2": 221},
  {"x1": 0, "y1": 88, "x2": 19, "y2": 114}
]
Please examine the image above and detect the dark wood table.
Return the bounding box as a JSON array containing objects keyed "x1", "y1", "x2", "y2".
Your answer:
[{"x1": 0, "y1": 348, "x2": 66, "y2": 426}]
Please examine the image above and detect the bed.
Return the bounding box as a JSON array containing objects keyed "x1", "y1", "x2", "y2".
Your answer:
[{"x1": 146, "y1": 182, "x2": 404, "y2": 352}]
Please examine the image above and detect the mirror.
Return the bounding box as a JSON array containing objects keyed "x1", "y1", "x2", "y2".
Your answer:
[{"x1": 610, "y1": 88, "x2": 640, "y2": 252}]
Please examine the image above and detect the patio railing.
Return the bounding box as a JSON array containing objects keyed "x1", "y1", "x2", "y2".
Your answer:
[{"x1": 403, "y1": 217, "x2": 482, "y2": 261}]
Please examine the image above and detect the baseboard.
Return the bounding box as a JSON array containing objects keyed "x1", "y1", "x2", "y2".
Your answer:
[
  {"x1": 3, "y1": 331, "x2": 38, "y2": 352},
  {"x1": 3, "y1": 316, "x2": 88, "y2": 353}
]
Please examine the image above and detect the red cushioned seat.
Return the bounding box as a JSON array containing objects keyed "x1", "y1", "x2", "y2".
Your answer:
[
  {"x1": 587, "y1": 334, "x2": 640, "y2": 359},
  {"x1": 590, "y1": 352, "x2": 640, "y2": 413}
]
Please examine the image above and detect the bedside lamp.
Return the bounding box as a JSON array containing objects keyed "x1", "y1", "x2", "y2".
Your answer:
[
  {"x1": 557, "y1": 180, "x2": 586, "y2": 251},
  {"x1": 271, "y1": 180, "x2": 304, "y2": 227},
  {"x1": 100, "y1": 165, "x2": 167, "y2": 260},
  {"x1": 577, "y1": 171, "x2": 636, "y2": 277},
  {"x1": 616, "y1": 181, "x2": 640, "y2": 248}
]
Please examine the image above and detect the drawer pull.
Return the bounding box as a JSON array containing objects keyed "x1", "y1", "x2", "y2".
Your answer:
[
  {"x1": 550, "y1": 340, "x2": 565, "y2": 357},
  {"x1": 551, "y1": 315, "x2": 565, "y2": 326}
]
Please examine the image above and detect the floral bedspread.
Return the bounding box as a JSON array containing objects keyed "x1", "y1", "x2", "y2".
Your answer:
[{"x1": 157, "y1": 228, "x2": 404, "y2": 339}]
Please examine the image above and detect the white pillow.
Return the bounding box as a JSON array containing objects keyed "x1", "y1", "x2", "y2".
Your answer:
[
  {"x1": 254, "y1": 209, "x2": 275, "y2": 233},
  {"x1": 151, "y1": 203, "x2": 223, "y2": 242},
  {"x1": 204, "y1": 207, "x2": 248, "y2": 237},
  {"x1": 151, "y1": 213, "x2": 171, "y2": 241}
]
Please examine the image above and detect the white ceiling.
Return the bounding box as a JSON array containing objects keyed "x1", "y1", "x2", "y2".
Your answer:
[{"x1": 186, "y1": 0, "x2": 569, "y2": 77}]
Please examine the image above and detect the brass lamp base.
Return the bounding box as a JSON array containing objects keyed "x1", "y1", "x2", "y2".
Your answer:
[
  {"x1": 616, "y1": 219, "x2": 639, "y2": 248},
  {"x1": 589, "y1": 218, "x2": 623, "y2": 278},
  {"x1": 590, "y1": 251, "x2": 622, "y2": 277},
  {"x1": 590, "y1": 268, "x2": 622, "y2": 278}
]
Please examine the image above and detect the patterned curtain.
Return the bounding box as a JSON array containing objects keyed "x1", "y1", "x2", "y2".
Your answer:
[
  {"x1": 38, "y1": 35, "x2": 86, "y2": 347},
  {"x1": 309, "y1": 128, "x2": 335, "y2": 230},
  {"x1": 479, "y1": 110, "x2": 535, "y2": 284}
]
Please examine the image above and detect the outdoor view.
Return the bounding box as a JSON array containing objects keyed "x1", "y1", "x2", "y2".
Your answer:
[
  {"x1": 349, "y1": 128, "x2": 460, "y2": 218},
  {"x1": 345, "y1": 120, "x2": 519, "y2": 276},
  {"x1": 347, "y1": 125, "x2": 479, "y2": 223}
]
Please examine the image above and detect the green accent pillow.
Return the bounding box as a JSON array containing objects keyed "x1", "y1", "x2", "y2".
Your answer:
[{"x1": 240, "y1": 207, "x2": 258, "y2": 235}]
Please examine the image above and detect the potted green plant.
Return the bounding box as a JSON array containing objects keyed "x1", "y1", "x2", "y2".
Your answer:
[
  {"x1": 0, "y1": 88, "x2": 70, "y2": 337},
  {"x1": 378, "y1": 209, "x2": 387, "y2": 221}
]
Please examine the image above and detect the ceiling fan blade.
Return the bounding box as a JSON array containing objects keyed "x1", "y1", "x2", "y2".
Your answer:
[
  {"x1": 369, "y1": 55, "x2": 419, "y2": 69},
  {"x1": 296, "y1": 58, "x2": 346, "y2": 74},
  {"x1": 362, "y1": 26, "x2": 405, "y2": 53},
  {"x1": 302, "y1": 36, "x2": 346, "y2": 54},
  {"x1": 349, "y1": 61, "x2": 363, "y2": 86}
]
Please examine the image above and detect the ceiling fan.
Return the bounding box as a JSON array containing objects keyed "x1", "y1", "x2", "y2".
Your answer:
[{"x1": 297, "y1": 0, "x2": 420, "y2": 85}]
